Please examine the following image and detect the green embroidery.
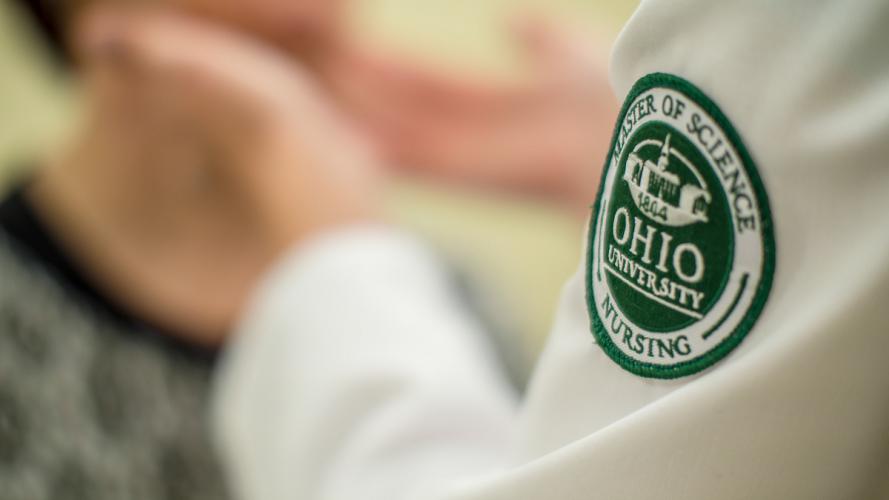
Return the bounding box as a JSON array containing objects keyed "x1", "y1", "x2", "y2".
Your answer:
[{"x1": 586, "y1": 73, "x2": 775, "y2": 379}]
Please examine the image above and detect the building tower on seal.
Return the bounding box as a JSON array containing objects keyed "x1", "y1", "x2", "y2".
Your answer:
[{"x1": 623, "y1": 133, "x2": 712, "y2": 225}]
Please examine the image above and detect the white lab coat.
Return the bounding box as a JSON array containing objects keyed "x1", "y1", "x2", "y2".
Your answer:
[{"x1": 212, "y1": 0, "x2": 889, "y2": 498}]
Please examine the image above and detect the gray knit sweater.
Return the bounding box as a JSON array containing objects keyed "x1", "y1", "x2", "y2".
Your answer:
[{"x1": 0, "y1": 235, "x2": 231, "y2": 500}]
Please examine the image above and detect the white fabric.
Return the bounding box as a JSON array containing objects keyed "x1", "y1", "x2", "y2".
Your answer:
[
  {"x1": 213, "y1": 228, "x2": 517, "y2": 500},
  {"x1": 213, "y1": 1, "x2": 889, "y2": 498}
]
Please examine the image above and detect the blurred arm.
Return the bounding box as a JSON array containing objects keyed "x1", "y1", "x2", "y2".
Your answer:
[{"x1": 213, "y1": 227, "x2": 517, "y2": 500}]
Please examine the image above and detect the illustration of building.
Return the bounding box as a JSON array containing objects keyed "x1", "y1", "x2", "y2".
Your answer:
[{"x1": 623, "y1": 134, "x2": 711, "y2": 225}]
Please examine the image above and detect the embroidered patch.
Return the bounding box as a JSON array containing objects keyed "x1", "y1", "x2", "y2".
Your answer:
[{"x1": 586, "y1": 73, "x2": 774, "y2": 379}]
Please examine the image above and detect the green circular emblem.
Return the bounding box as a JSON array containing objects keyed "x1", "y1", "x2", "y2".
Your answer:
[{"x1": 587, "y1": 73, "x2": 775, "y2": 379}]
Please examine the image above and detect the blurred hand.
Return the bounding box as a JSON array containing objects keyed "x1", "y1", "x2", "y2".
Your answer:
[
  {"x1": 32, "y1": 6, "x2": 380, "y2": 344},
  {"x1": 329, "y1": 18, "x2": 618, "y2": 211}
]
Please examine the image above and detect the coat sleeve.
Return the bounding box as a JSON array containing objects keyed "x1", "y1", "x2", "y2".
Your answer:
[
  {"x1": 212, "y1": 1, "x2": 889, "y2": 499},
  {"x1": 212, "y1": 227, "x2": 518, "y2": 500}
]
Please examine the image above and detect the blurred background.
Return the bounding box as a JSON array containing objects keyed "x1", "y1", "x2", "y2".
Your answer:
[
  {"x1": 0, "y1": 0, "x2": 636, "y2": 373},
  {"x1": 0, "y1": 1, "x2": 638, "y2": 495}
]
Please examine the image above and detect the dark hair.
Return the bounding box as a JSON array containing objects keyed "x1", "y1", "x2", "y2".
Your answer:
[{"x1": 12, "y1": 0, "x2": 86, "y2": 65}]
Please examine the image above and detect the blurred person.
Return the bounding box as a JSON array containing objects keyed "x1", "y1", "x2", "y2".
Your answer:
[
  {"x1": 2, "y1": 0, "x2": 614, "y2": 497},
  {"x1": 4, "y1": 0, "x2": 617, "y2": 335},
  {"x1": 1, "y1": 1, "x2": 376, "y2": 498},
  {"x1": 3, "y1": 2, "x2": 889, "y2": 500}
]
